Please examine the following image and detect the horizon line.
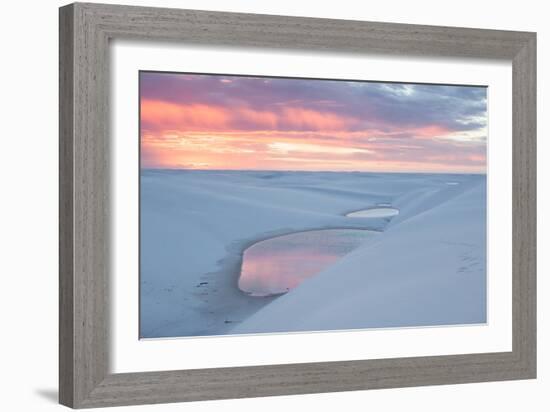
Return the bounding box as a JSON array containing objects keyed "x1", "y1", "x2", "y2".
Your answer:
[{"x1": 140, "y1": 167, "x2": 487, "y2": 176}]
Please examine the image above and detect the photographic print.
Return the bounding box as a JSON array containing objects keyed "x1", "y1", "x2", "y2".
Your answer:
[{"x1": 139, "y1": 71, "x2": 487, "y2": 339}]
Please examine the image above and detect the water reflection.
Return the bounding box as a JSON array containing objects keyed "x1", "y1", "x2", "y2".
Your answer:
[{"x1": 239, "y1": 229, "x2": 376, "y2": 297}]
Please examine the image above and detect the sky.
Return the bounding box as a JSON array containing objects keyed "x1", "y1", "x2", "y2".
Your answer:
[{"x1": 140, "y1": 72, "x2": 487, "y2": 173}]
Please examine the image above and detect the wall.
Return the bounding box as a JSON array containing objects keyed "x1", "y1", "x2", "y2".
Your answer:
[{"x1": 0, "y1": 0, "x2": 546, "y2": 411}]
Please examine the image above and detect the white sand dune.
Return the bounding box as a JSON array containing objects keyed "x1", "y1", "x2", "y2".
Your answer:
[
  {"x1": 140, "y1": 170, "x2": 486, "y2": 338},
  {"x1": 232, "y1": 182, "x2": 486, "y2": 334}
]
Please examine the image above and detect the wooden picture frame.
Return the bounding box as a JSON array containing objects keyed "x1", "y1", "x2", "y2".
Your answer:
[{"x1": 59, "y1": 2, "x2": 536, "y2": 408}]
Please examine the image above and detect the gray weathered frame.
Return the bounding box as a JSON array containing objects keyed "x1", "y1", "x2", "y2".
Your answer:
[{"x1": 59, "y1": 2, "x2": 536, "y2": 408}]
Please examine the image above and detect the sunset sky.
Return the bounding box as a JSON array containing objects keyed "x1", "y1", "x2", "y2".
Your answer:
[{"x1": 140, "y1": 72, "x2": 487, "y2": 173}]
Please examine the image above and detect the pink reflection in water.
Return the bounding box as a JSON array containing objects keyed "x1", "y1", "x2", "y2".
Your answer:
[{"x1": 239, "y1": 229, "x2": 376, "y2": 297}]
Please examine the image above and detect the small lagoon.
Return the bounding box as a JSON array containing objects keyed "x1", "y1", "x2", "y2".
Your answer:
[
  {"x1": 238, "y1": 229, "x2": 377, "y2": 297},
  {"x1": 346, "y1": 207, "x2": 400, "y2": 218}
]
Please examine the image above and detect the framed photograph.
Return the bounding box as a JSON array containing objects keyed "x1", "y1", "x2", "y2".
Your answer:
[{"x1": 59, "y1": 2, "x2": 536, "y2": 408}]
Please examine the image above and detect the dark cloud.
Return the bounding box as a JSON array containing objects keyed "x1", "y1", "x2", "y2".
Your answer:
[{"x1": 140, "y1": 72, "x2": 487, "y2": 135}]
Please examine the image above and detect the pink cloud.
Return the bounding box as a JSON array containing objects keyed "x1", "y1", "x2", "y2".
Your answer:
[{"x1": 141, "y1": 99, "x2": 361, "y2": 133}]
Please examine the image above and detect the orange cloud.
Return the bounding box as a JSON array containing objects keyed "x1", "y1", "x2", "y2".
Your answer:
[
  {"x1": 410, "y1": 125, "x2": 451, "y2": 139},
  {"x1": 239, "y1": 108, "x2": 279, "y2": 129},
  {"x1": 141, "y1": 99, "x2": 360, "y2": 133},
  {"x1": 280, "y1": 107, "x2": 358, "y2": 131},
  {"x1": 141, "y1": 100, "x2": 231, "y2": 131},
  {"x1": 140, "y1": 100, "x2": 485, "y2": 173}
]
